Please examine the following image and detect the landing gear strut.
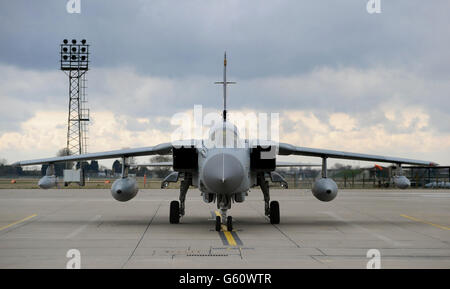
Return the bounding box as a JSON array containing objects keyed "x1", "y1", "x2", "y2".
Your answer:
[
  {"x1": 259, "y1": 174, "x2": 271, "y2": 216},
  {"x1": 259, "y1": 173, "x2": 280, "y2": 224},
  {"x1": 179, "y1": 179, "x2": 190, "y2": 216}
]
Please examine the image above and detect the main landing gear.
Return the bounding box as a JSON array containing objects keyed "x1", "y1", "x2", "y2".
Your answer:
[
  {"x1": 169, "y1": 175, "x2": 191, "y2": 224},
  {"x1": 258, "y1": 173, "x2": 280, "y2": 224}
]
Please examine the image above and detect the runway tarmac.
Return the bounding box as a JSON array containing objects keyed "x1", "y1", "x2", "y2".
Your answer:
[{"x1": 0, "y1": 188, "x2": 449, "y2": 268}]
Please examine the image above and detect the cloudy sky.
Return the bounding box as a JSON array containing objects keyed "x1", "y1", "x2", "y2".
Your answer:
[{"x1": 0, "y1": 0, "x2": 449, "y2": 168}]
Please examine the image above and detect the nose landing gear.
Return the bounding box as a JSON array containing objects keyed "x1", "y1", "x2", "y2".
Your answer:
[
  {"x1": 215, "y1": 215, "x2": 233, "y2": 232},
  {"x1": 215, "y1": 194, "x2": 234, "y2": 231}
]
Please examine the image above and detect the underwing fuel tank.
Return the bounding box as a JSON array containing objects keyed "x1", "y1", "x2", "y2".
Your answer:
[
  {"x1": 393, "y1": 176, "x2": 411, "y2": 189},
  {"x1": 312, "y1": 178, "x2": 338, "y2": 202},
  {"x1": 38, "y1": 175, "x2": 57, "y2": 189},
  {"x1": 111, "y1": 177, "x2": 139, "y2": 202}
]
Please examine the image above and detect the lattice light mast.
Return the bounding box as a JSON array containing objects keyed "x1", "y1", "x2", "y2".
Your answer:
[{"x1": 60, "y1": 39, "x2": 90, "y2": 158}]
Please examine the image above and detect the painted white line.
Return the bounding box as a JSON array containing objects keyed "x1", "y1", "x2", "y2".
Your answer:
[
  {"x1": 323, "y1": 211, "x2": 406, "y2": 247},
  {"x1": 65, "y1": 215, "x2": 102, "y2": 239}
]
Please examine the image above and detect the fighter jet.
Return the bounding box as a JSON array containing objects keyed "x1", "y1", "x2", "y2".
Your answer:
[{"x1": 14, "y1": 53, "x2": 437, "y2": 231}]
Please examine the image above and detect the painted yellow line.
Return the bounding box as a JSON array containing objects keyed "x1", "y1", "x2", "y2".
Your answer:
[
  {"x1": 221, "y1": 225, "x2": 237, "y2": 246},
  {"x1": 0, "y1": 214, "x2": 37, "y2": 232},
  {"x1": 400, "y1": 214, "x2": 450, "y2": 231},
  {"x1": 215, "y1": 210, "x2": 238, "y2": 246}
]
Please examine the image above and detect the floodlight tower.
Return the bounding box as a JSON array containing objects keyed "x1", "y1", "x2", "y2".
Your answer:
[{"x1": 60, "y1": 39, "x2": 90, "y2": 157}]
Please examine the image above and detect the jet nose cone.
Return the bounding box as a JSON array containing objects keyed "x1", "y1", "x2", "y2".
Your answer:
[{"x1": 202, "y1": 153, "x2": 244, "y2": 194}]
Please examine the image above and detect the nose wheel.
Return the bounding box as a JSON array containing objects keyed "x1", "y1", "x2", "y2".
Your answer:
[
  {"x1": 215, "y1": 215, "x2": 233, "y2": 231},
  {"x1": 226, "y1": 216, "x2": 233, "y2": 231},
  {"x1": 215, "y1": 216, "x2": 221, "y2": 231}
]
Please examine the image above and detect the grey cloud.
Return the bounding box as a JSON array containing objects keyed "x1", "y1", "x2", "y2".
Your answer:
[
  {"x1": 1, "y1": 0, "x2": 449, "y2": 142},
  {"x1": 1, "y1": 64, "x2": 449, "y2": 136},
  {"x1": 0, "y1": 1, "x2": 449, "y2": 79}
]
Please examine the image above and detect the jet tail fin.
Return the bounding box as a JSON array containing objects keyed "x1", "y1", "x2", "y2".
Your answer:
[{"x1": 214, "y1": 52, "x2": 235, "y2": 122}]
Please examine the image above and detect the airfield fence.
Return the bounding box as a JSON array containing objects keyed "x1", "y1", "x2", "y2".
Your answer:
[{"x1": 2, "y1": 173, "x2": 450, "y2": 190}]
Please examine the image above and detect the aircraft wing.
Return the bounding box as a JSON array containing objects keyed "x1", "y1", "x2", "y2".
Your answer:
[
  {"x1": 132, "y1": 160, "x2": 321, "y2": 168},
  {"x1": 13, "y1": 143, "x2": 173, "y2": 166},
  {"x1": 278, "y1": 143, "x2": 437, "y2": 166},
  {"x1": 276, "y1": 161, "x2": 321, "y2": 167},
  {"x1": 131, "y1": 162, "x2": 173, "y2": 167}
]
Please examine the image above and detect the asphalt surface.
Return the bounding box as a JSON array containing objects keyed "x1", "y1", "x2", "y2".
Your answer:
[{"x1": 0, "y1": 188, "x2": 449, "y2": 268}]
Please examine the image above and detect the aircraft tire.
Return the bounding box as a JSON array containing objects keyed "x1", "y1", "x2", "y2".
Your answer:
[
  {"x1": 227, "y1": 216, "x2": 233, "y2": 231},
  {"x1": 170, "y1": 200, "x2": 180, "y2": 224},
  {"x1": 215, "y1": 216, "x2": 221, "y2": 231},
  {"x1": 270, "y1": 201, "x2": 280, "y2": 224}
]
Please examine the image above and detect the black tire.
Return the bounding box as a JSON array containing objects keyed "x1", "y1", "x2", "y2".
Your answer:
[
  {"x1": 227, "y1": 216, "x2": 233, "y2": 232},
  {"x1": 215, "y1": 216, "x2": 221, "y2": 231},
  {"x1": 269, "y1": 201, "x2": 280, "y2": 224},
  {"x1": 170, "y1": 200, "x2": 180, "y2": 224}
]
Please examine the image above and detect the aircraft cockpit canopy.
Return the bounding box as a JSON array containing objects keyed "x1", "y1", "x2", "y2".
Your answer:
[{"x1": 207, "y1": 122, "x2": 242, "y2": 148}]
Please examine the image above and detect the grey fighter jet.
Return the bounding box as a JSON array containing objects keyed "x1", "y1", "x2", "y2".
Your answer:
[{"x1": 14, "y1": 53, "x2": 437, "y2": 231}]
